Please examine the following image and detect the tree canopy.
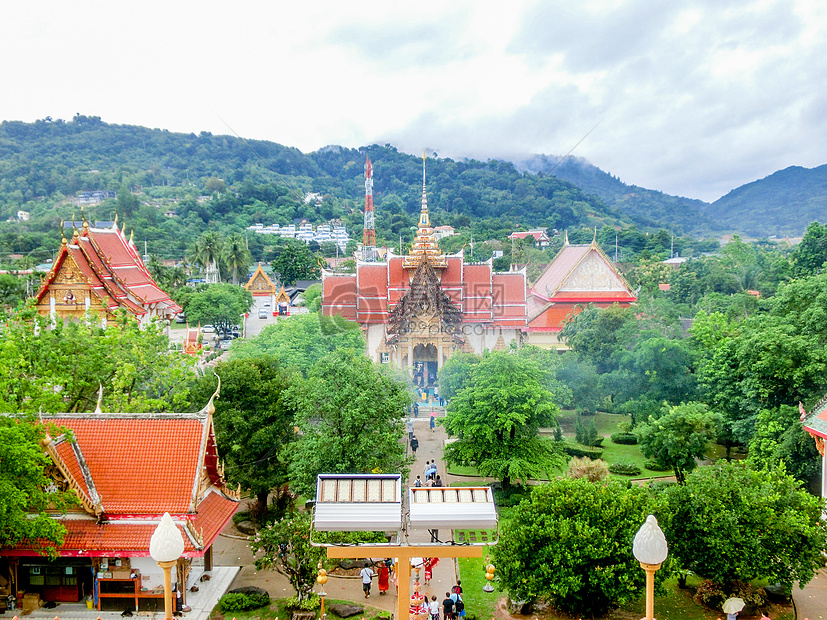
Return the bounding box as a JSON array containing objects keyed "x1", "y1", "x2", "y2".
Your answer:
[
  {"x1": 443, "y1": 350, "x2": 563, "y2": 488},
  {"x1": 183, "y1": 283, "x2": 253, "y2": 333},
  {"x1": 494, "y1": 478, "x2": 659, "y2": 617},
  {"x1": 287, "y1": 349, "x2": 411, "y2": 497},
  {"x1": 660, "y1": 460, "x2": 827, "y2": 589}
]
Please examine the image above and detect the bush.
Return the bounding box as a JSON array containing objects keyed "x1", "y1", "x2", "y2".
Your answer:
[
  {"x1": 610, "y1": 432, "x2": 638, "y2": 445},
  {"x1": 575, "y1": 417, "x2": 601, "y2": 446},
  {"x1": 644, "y1": 459, "x2": 671, "y2": 472},
  {"x1": 647, "y1": 479, "x2": 676, "y2": 491},
  {"x1": 561, "y1": 442, "x2": 604, "y2": 459},
  {"x1": 284, "y1": 595, "x2": 321, "y2": 611},
  {"x1": 608, "y1": 462, "x2": 642, "y2": 476},
  {"x1": 492, "y1": 485, "x2": 531, "y2": 507},
  {"x1": 218, "y1": 591, "x2": 270, "y2": 612}
]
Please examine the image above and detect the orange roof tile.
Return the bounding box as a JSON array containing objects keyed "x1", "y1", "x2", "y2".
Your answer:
[
  {"x1": 47, "y1": 416, "x2": 203, "y2": 514},
  {"x1": 190, "y1": 492, "x2": 239, "y2": 549}
]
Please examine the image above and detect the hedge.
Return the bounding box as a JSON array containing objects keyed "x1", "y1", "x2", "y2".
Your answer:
[
  {"x1": 610, "y1": 432, "x2": 638, "y2": 445},
  {"x1": 608, "y1": 462, "x2": 642, "y2": 476},
  {"x1": 562, "y1": 443, "x2": 605, "y2": 459},
  {"x1": 218, "y1": 591, "x2": 270, "y2": 612}
]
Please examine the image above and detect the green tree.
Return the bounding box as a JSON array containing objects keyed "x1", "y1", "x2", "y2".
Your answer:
[
  {"x1": 0, "y1": 416, "x2": 75, "y2": 555},
  {"x1": 493, "y1": 478, "x2": 658, "y2": 617},
  {"x1": 287, "y1": 350, "x2": 411, "y2": 497},
  {"x1": 637, "y1": 403, "x2": 719, "y2": 484},
  {"x1": 251, "y1": 511, "x2": 325, "y2": 601},
  {"x1": 190, "y1": 357, "x2": 297, "y2": 517},
  {"x1": 443, "y1": 351, "x2": 564, "y2": 488},
  {"x1": 190, "y1": 231, "x2": 224, "y2": 282},
  {"x1": 748, "y1": 405, "x2": 820, "y2": 483},
  {"x1": 661, "y1": 461, "x2": 827, "y2": 590},
  {"x1": 270, "y1": 238, "x2": 321, "y2": 286},
  {"x1": 222, "y1": 232, "x2": 253, "y2": 286},
  {"x1": 790, "y1": 221, "x2": 827, "y2": 276},
  {"x1": 0, "y1": 310, "x2": 195, "y2": 413},
  {"x1": 560, "y1": 304, "x2": 635, "y2": 373},
  {"x1": 184, "y1": 283, "x2": 253, "y2": 334},
  {"x1": 0, "y1": 273, "x2": 26, "y2": 311},
  {"x1": 231, "y1": 313, "x2": 363, "y2": 377},
  {"x1": 436, "y1": 352, "x2": 481, "y2": 400}
]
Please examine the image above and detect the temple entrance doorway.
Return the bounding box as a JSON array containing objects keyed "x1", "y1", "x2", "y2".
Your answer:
[{"x1": 412, "y1": 343, "x2": 438, "y2": 388}]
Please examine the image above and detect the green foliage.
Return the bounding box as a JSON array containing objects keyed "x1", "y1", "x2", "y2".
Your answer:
[
  {"x1": 0, "y1": 416, "x2": 75, "y2": 555},
  {"x1": 574, "y1": 417, "x2": 600, "y2": 446},
  {"x1": 610, "y1": 432, "x2": 638, "y2": 444},
  {"x1": 287, "y1": 349, "x2": 411, "y2": 497},
  {"x1": 493, "y1": 478, "x2": 660, "y2": 616},
  {"x1": 251, "y1": 511, "x2": 325, "y2": 602},
  {"x1": 218, "y1": 591, "x2": 271, "y2": 612},
  {"x1": 283, "y1": 595, "x2": 320, "y2": 610},
  {"x1": 443, "y1": 351, "x2": 564, "y2": 488},
  {"x1": 637, "y1": 403, "x2": 719, "y2": 484},
  {"x1": 661, "y1": 460, "x2": 827, "y2": 589},
  {"x1": 748, "y1": 405, "x2": 820, "y2": 483},
  {"x1": 232, "y1": 313, "x2": 364, "y2": 377},
  {"x1": 643, "y1": 459, "x2": 672, "y2": 472},
  {"x1": 560, "y1": 442, "x2": 605, "y2": 459},
  {"x1": 692, "y1": 579, "x2": 765, "y2": 611},
  {"x1": 560, "y1": 304, "x2": 635, "y2": 373},
  {"x1": 270, "y1": 238, "x2": 322, "y2": 286},
  {"x1": 436, "y1": 352, "x2": 481, "y2": 400},
  {"x1": 189, "y1": 357, "x2": 296, "y2": 516},
  {"x1": 0, "y1": 309, "x2": 195, "y2": 413},
  {"x1": 791, "y1": 221, "x2": 827, "y2": 276},
  {"x1": 184, "y1": 283, "x2": 253, "y2": 333},
  {"x1": 607, "y1": 461, "x2": 642, "y2": 476}
]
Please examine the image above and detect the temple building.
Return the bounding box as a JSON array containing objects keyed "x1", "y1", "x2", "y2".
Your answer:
[
  {"x1": 322, "y1": 160, "x2": 526, "y2": 386},
  {"x1": 525, "y1": 236, "x2": 637, "y2": 349},
  {"x1": 0, "y1": 389, "x2": 239, "y2": 613},
  {"x1": 35, "y1": 217, "x2": 181, "y2": 325}
]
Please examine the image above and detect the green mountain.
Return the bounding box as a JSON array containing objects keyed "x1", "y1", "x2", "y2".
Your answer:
[
  {"x1": 702, "y1": 165, "x2": 827, "y2": 238},
  {"x1": 0, "y1": 116, "x2": 635, "y2": 261},
  {"x1": 512, "y1": 154, "x2": 714, "y2": 235}
]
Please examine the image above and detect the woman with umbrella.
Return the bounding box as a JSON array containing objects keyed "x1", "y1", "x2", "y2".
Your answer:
[{"x1": 722, "y1": 597, "x2": 745, "y2": 620}]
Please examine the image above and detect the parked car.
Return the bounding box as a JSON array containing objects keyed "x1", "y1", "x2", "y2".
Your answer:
[
  {"x1": 201, "y1": 325, "x2": 216, "y2": 334},
  {"x1": 220, "y1": 339, "x2": 232, "y2": 351},
  {"x1": 258, "y1": 308, "x2": 268, "y2": 319},
  {"x1": 175, "y1": 312, "x2": 187, "y2": 323}
]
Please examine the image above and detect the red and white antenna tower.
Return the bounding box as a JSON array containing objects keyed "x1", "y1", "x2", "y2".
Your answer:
[{"x1": 362, "y1": 156, "x2": 377, "y2": 261}]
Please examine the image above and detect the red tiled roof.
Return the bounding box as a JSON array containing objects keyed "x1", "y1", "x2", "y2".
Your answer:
[
  {"x1": 190, "y1": 492, "x2": 239, "y2": 549},
  {"x1": 3, "y1": 519, "x2": 198, "y2": 558},
  {"x1": 54, "y1": 440, "x2": 93, "y2": 504},
  {"x1": 47, "y1": 417, "x2": 203, "y2": 514}
]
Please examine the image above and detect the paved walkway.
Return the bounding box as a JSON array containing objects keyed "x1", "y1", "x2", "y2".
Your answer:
[{"x1": 794, "y1": 567, "x2": 827, "y2": 620}]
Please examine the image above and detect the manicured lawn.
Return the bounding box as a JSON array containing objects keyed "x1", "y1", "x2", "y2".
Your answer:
[
  {"x1": 209, "y1": 597, "x2": 392, "y2": 620},
  {"x1": 457, "y1": 556, "x2": 500, "y2": 620}
]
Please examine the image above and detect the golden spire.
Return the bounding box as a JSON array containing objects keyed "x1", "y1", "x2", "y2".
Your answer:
[{"x1": 403, "y1": 152, "x2": 446, "y2": 269}]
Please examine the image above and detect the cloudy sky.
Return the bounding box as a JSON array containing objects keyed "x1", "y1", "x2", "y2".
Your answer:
[{"x1": 2, "y1": 0, "x2": 825, "y2": 202}]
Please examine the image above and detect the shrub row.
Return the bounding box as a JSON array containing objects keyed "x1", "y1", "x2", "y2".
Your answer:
[
  {"x1": 561, "y1": 443, "x2": 605, "y2": 459},
  {"x1": 608, "y1": 462, "x2": 642, "y2": 476},
  {"x1": 610, "y1": 432, "x2": 638, "y2": 445},
  {"x1": 644, "y1": 459, "x2": 671, "y2": 472}
]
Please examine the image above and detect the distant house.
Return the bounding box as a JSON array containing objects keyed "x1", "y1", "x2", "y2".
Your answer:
[
  {"x1": 509, "y1": 229, "x2": 550, "y2": 248},
  {"x1": 663, "y1": 256, "x2": 689, "y2": 269},
  {"x1": 17, "y1": 210, "x2": 30, "y2": 221},
  {"x1": 433, "y1": 225, "x2": 455, "y2": 241}
]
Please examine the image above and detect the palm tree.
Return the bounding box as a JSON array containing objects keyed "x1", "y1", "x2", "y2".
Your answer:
[
  {"x1": 223, "y1": 233, "x2": 252, "y2": 285},
  {"x1": 190, "y1": 232, "x2": 223, "y2": 284}
]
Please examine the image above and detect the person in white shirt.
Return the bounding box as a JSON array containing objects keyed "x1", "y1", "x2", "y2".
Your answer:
[
  {"x1": 360, "y1": 562, "x2": 375, "y2": 598},
  {"x1": 429, "y1": 594, "x2": 440, "y2": 620}
]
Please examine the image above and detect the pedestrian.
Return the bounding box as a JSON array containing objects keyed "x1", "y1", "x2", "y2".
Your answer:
[
  {"x1": 442, "y1": 592, "x2": 455, "y2": 620},
  {"x1": 407, "y1": 418, "x2": 414, "y2": 440},
  {"x1": 378, "y1": 562, "x2": 390, "y2": 595},
  {"x1": 360, "y1": 562, "x2": 375, "y2": 598},
  {"x1": 452, "y1": 581, "x2": 463, "y2": 596},
  {"x1": 426, "y1": 462, "x2": 437, "y2": 481},
  {"x1": 414, "y1": 402, "x2": 419, "y2": 417},
  {"x1": 424, "y1": 460, "x2": 432, "y2": 479},
  {"x1": 433, "y1": 475, "x2": 443, "y2": 487},
  {"x1": 430, "y1": 414, "x2": 436, "y2": 432},
  {"x1": 415, "y1": 475, "x2": 423, "y2": 487},
  {"x1": 429, "y1": 595, "x2": 440, "y2": 620},
  {"x1": 411, "y1": 435, "x2": 419, "y2": 454}
]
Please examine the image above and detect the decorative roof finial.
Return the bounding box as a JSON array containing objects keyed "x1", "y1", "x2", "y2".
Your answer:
[
  {"x1": 60, "y1": 221, "x2": 68, "y2": 245},
  {"x1": 204, "y1": 372, "x2": 221, "y2": 416},
  {"x1": 592, "y1": 227, "x2": 597, "y2": 244},
  {"x1": 564, "y1": 230, "x2": 570, "y2": 245},
  {"x1": 112, "y1": 212, "x2": 118, "y2": 229},
  {"x1": 94, "y1": 383, "x2": 103, "y2": 414},
  {"x1": 419, "y1": 150, "x2": 429, "y2": 226}
]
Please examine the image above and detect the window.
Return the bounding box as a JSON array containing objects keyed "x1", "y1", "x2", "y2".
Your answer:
[{"x1": 380, "y1": 353, "x2": 389, "y2": 364}]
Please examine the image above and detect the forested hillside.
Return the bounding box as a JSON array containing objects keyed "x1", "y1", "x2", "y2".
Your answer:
[
  {"x1": 0, "y1": 116, "x2": 634, "y2": 263},
  {"x1": 514, "y1": 154, "x2": 715, "y2": 235},
  {"x1": 703, "y1": 164, "x2": 827, "y2": 237}
]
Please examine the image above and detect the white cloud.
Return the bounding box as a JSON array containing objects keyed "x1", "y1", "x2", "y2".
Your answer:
[{"x1": 0, "y1": 0, "x2": 825, "y2": 203}]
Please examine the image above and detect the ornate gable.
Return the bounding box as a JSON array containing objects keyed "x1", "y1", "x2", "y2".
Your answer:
[
  {"x1": 387, "y1": 260, "x2": 463, "y2": 343},
  {"x1": 245, "y1": 262, "x2": 277, "y2": 296},
  {"x1": 558, "y1": 251, "x2": 629, "y2": 292}
]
